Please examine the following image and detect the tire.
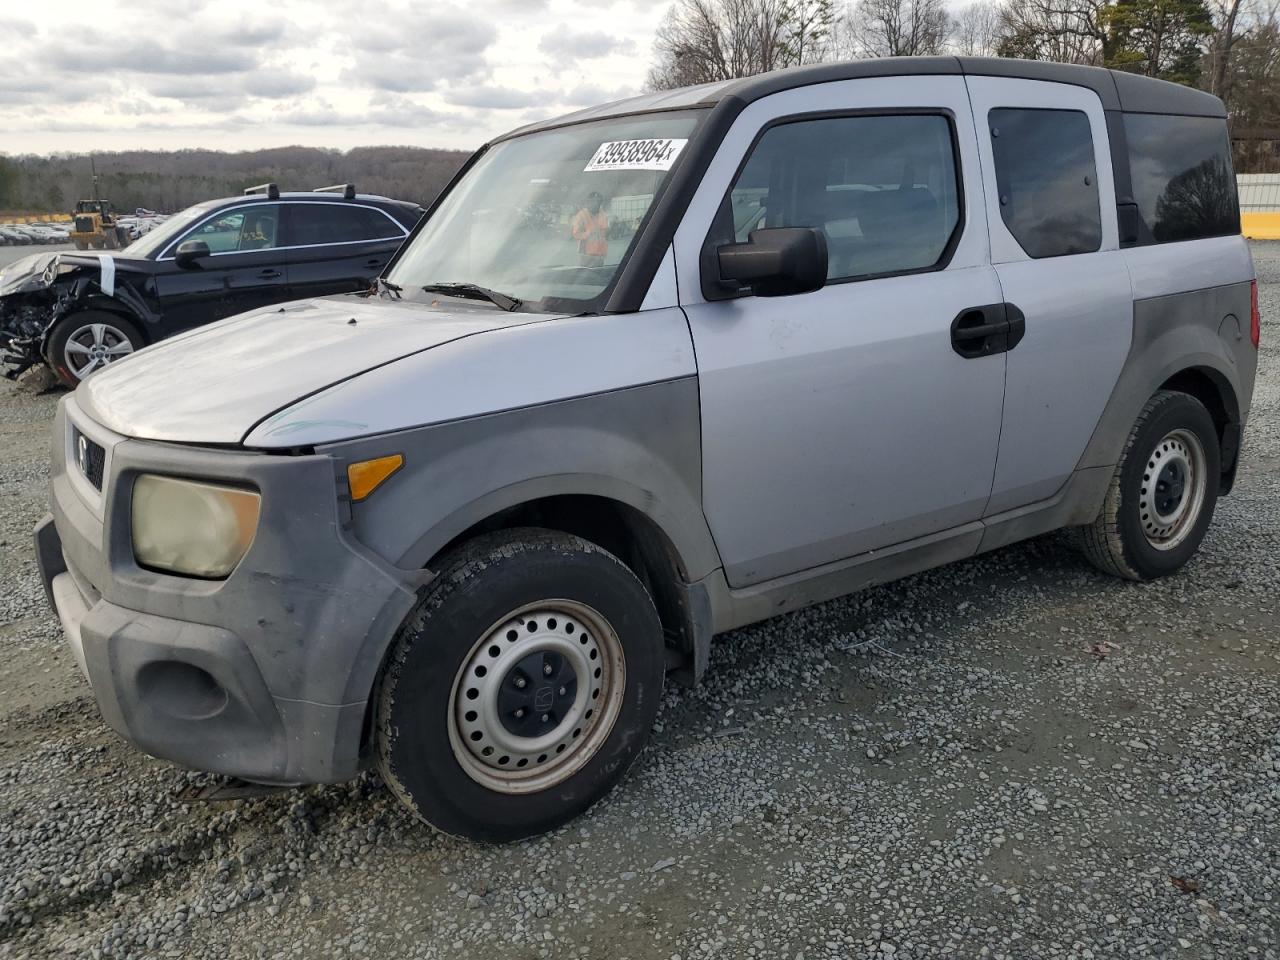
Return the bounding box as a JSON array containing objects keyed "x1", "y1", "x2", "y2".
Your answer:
[
  {"x1": 376, "y1": 528, "x2": 665, "y2": 842},
  {"x1": 74, "y1": 240, "x2": 88, "y2": 251},
  {"x1": 45, "y1": 312, "x2": 145, "y2": 387},
  {"x1": 1077, "y1": 390, "x2": 1220, "y2": 581}
]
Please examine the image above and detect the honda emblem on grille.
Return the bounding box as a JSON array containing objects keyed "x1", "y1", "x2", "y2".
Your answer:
[{"x1": 76, "y1": 434, "x2": 88, "y2": 475}]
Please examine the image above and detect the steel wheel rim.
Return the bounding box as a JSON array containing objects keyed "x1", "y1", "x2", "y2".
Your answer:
[
  {"x1": 448, "y1": 600, "x2": 626, "y2": 794},
  {"x1": 1138, "y1": 428, "x2": 1206, "y2": 551},
  {"x1": 63, "y1": 322, "x2": 134, "y2": 377}
]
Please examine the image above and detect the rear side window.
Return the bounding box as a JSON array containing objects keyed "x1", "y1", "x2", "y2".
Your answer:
[
  {"x1": 1124, "y1": 114, "x2": 1239, "y2": 242},
  {"x1": 721, "y1": 113, "x2": 962, "y2": 282},
  {"x1": 989, "y1": 108, "x2": 1101, "y2": 258},
  {"x1": 285, "y1": 204, "x2": 405, "y2": 247}
]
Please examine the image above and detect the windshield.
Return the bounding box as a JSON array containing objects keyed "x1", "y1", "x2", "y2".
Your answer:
[
  {"x1": 125, "y1": 202, "x2": 217, "y2": 259},
  {"x1": 387, "y1": 110, "x2": 704, "y2": 312}
]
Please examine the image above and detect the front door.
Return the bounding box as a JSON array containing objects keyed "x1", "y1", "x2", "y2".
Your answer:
[
  {"x1": 964, "y1": 77, "x2": 1134, "y2": 514},
  {"x1": 155, "y1": 203, "x2": 289, "y2": 332},
  {"x1": 675, "y1": 76, "x2": 1008, "y2": 587}
]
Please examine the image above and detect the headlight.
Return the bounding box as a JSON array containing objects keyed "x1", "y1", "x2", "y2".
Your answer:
[{"x1": 131, "y1": 475, "x2": 261, "y2": 578}]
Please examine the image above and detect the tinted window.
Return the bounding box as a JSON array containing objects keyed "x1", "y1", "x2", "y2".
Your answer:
[
  {"x1": 722, "y1": 113, "x2": 961, "y2": 282},
  {"x1": 178, "y1": 205, "x2": 280, "y2": 253},
  {"x1": 989, "y1": 108, "x2": 1101, "y2": 258},
  {"x1": 1125, "y1": 114, "x2": 1239, "y2": 243},
  {"x1": 286, "y1": 204, "x2": 404, "y2": 246}
]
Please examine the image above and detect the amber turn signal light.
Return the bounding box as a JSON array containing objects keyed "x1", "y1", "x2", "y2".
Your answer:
[{"x1": 347, "y1": 454, "x2": 404, "y2": 501}]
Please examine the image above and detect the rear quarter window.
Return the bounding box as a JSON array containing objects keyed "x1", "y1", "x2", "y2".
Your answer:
[
  {"x1": 1124, "y1": 114, "x2": 1239, "y2": 243},
  {"x1": 989, "y1": 107, "x2": 1102, "y2": 259}
]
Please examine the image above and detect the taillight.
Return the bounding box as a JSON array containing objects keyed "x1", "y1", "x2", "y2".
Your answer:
[{"x1": 1251, "y1": 279, "x2": 1261, "y2": 348}]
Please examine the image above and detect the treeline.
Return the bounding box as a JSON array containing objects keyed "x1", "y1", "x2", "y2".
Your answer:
[
  {"x1": 0, "y1": 145, "x2": 471, "y2": 214},
  {"x1": 649, "y1": 0, "x2": 1280, "y2": 171}
]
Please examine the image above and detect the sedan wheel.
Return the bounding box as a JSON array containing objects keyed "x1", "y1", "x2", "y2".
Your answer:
[
  {"x1": 46, "y1": 312, "x2": 145, "y2": 387},
  {"x1": 63, "y1": 321, "x2": 135, "y2": 378}
]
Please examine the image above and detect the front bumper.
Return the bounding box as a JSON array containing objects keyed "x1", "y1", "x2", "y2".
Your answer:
[{"x1": 38, "y1": 397, "x2": 423, "y2": 784}]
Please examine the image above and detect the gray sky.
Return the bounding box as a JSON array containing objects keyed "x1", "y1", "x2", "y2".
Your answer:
[{"x1": 0, "y1": 0, "x2": 670, "y2": 155}]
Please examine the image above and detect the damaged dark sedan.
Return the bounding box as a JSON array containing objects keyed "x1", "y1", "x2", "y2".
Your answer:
[{"x1": 0, "y1": 184, "x2": 423, "y2": 386}]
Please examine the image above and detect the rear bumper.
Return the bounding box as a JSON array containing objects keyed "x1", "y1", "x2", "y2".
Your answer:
[{"x1": 38, "y1": 397, "x2": 423, "y2": 784}]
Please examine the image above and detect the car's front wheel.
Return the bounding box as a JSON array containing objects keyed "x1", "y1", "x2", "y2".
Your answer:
[
  {"x1": 1077, "y1": 390, "x2": 1221, "y2": 580},
  {"x1": 46, "y1": 312, "x2": 144, "y2": 387},
  {"x1": 376, "y1": 529, "x2": 665, "y2": 842}
]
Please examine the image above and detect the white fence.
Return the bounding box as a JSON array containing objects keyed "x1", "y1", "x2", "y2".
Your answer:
[{"x1": 1238, "y1": 173, "x2": 1280, "y2": 212}]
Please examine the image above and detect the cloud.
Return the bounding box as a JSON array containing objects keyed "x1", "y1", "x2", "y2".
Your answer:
[
  {"x1": 47, "y1": 40, "x2": 257, "y2": 75},
  {"x1": 275, "y1": 97, "x2": 464, "y2": 129},
  {"x1": 0, "y1": 0, "x2": 671, "y2": 154},
  {"x1": 345, "y1": 4, "x2": 497, "y2": 91},
  {"x1": 538, "y1": 28, "x2": 637, "y2": 61},
  {"x1": 444, "y1": 85, "x2": 552, "y2": 110},
  {"x1": 242, "y1": 69, "x2": 317, "y2": 99},
  {"x1": 561, "y1": 83, "x2": 638, "y2": 106}
]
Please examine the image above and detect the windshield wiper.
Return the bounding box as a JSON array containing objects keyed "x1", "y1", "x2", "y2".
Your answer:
[
  {"x1": 421, "y1": 282, "x2": 521, "y2": 312},
  {"x1": 373, "y1": 277, "x2": 403, "y2": 300}
]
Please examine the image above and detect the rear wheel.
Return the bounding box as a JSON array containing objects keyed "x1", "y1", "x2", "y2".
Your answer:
[
  {"x1": 74, "y1": 239, "x2": 88, "y2": 251},
  {"x1": 45, "y1": 312, "x2": 144, "y2": 387},
  {"x1": 1077, "y1": 390, "x2": 1220, "y2": 580},
  {"x1": 376, "y1": 529, "x2": 664, "y2": 842}
]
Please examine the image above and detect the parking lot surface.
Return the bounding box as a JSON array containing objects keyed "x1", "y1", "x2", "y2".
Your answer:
[{"x1": 0, "y1": 245, "x2": 1277, "y2": 960}]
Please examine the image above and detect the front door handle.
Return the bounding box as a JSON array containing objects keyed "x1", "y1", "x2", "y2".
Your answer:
[
  {"x1": 257, "y1": 269, "x2": 282, "y2": 280},
  {"x1": 951, "y1": 302, "x2": 1025, "y2": 358},
  {"x1": 365, "y1": 258, "x2": 385, "y2": 269}
]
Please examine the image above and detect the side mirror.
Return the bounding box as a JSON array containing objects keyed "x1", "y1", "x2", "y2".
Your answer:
[
  {"x1": 711, "y1": 227, "x2": 827, "y2": 298},
  {"x1": 175, "y1": 240, "x2": 211, "y2": 268}
]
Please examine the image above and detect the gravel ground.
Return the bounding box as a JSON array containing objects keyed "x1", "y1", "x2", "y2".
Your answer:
[{"x1": 1, "y1": 245, "x2": 1277, "y2": 960}]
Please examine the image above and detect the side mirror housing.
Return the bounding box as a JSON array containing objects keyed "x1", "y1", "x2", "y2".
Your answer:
[
  {"x1": 175, "y1": 240, "x2": 211, "y2": 268},
  {"x1": 708, "y1": 227, "x2": 828, "y2": 299}
]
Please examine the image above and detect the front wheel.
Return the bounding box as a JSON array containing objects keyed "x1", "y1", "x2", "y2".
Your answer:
[
  {"x1": 376, "y1": 529, "x2": 665, "y2": 842},
  {"x1": 1077, "y1": 390, "x2": 1220, "y2": 581},
  {"x1": 45, "y1": 312, "x2": 145, "y2": 387}
]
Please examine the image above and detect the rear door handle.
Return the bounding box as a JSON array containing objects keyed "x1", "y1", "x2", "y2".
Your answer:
[
  {"x1": 257, "y1": 269, "x2": 282, "y2": 280},
  {"x1": 951, "y1": 302, "x2": 1025, "y2": 358},
  {"x1": 365, "y1": 258, "x2": 385, "y2": 269}
]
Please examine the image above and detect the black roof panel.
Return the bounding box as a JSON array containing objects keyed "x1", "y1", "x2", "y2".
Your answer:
[{"x1": 502, "y1": 56, "x2": 1225, "y2": 141}]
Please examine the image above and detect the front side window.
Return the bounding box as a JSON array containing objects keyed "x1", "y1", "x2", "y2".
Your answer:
[
  {"x1": 989, "y1": 108, "x2": 1101, "y2": 258},
  {"x1": 285, "y1": 204, "x2": 406, "y2": 246},
  {"x1": 1125, "y1": 114, "x2": 1239, "y2": 243},
  {"x1": 177, "y1": 205, "x2": 280, "y2": 254},
  {"x1": 387, "y1": 111, "x2": 704, "y2": 312},
  {"x1": 718, "y1": 113, "x2": 962, "y2": 282}
]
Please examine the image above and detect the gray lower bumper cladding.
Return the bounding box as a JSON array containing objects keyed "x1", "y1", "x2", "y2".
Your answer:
[{"x1": 37, "y1": 399, "x2": 424, "y2": 784}]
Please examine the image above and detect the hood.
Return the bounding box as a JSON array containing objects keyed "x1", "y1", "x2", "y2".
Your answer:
[
  {"x1": 76, "y1": 295, "x2": 561, "y2": 445},
  {"x1": 0, "y1": 251, "x2": 146, "y2": 297},
  {"x1": 0, "y1": 253, "x2": 58, "y2": 296}
]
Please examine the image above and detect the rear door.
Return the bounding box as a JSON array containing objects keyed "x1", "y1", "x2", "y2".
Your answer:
[
  {"x1": 964, "y1": 78, "x2": 1134, "y2": 514},
  {"x1": 280, "y1": 202, "x2": 409, "y2": 301},
  {"x1": 675, "y1": 76, "x2": 1009, "y2": 587}
]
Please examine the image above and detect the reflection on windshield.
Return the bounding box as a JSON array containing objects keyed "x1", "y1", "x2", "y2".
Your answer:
[
  {"x1": 387, "y1": 111, "x2": 703, "y2": 312},
  {"x1": 124, "y1": 204, "x2": 214, "y2": 259}
]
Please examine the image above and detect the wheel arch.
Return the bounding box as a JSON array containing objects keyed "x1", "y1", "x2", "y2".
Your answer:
[
  {"x1": 417, "y1": 487, "x2": 715, "y2": 687},
  {"x1": 1157, "y1": 365, "x2": 1242, "y2": 493},
  {"x1": 354, "y1": 487, "x2": 716, "y2": 765}
]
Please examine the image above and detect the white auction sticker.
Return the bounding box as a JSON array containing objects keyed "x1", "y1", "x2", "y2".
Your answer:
[{"x1": 584, "y1": 138, "x2": 689, "y2": 173}]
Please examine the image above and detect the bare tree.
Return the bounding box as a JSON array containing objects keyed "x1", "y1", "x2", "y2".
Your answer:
[
  {"x1": 647, "y1": 0, "x2": 837, "y2": 90},
  {"x1": 1206, "y1": 0, "x2": 1251, "y2": 100},
  {"x1": 996, "y1": 0, "x2": 1108, "y2": 63},
  {"x1": 847, "y1": 0, "x2": 952, "y2": 57},
  {"x1": 951, "y1": 1, "x2": 1004, "y2": 55}
]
